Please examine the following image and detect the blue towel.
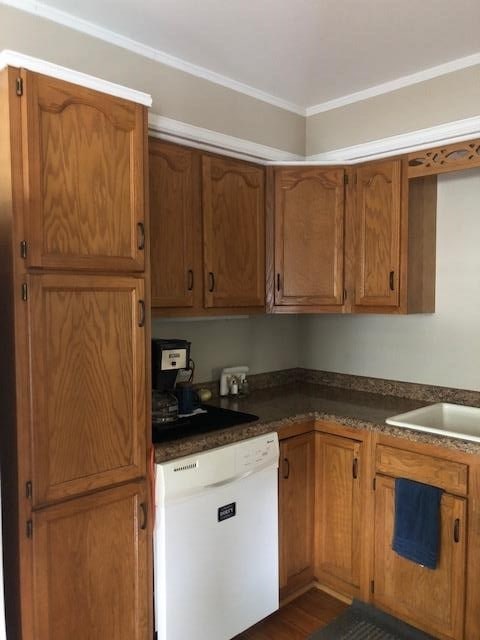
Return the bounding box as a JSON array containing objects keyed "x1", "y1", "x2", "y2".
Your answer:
[{"x1": 392, "y1": 478, "x2": 443, "y2": 570}]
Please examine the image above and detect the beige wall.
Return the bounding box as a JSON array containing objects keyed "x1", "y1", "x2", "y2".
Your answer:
[
  {"x1": 299, "y1": 169, "x2": 480, "y2": 392},
  {"x1": 152, "y1": 315, "x2": 300, "y2": 384},
  {"x1": 306, "y1": 65, "x2": 480, "y2": 155},
  {"x1": 0, "y1": 4, "x2": 305, "y2": 155}
]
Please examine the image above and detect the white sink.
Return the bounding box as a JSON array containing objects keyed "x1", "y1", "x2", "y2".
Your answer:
[{"x1": 386, "y1": 403, "x2": 480, "y2": 443}]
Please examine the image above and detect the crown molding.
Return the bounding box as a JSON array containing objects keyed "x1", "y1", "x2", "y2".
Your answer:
[
  {"x1": 149, "y1": 113, "x2": 480, "y2": 166},
  {"x1": 0, "y1": 49, "x2": 152, "y2": 105},
  {"x1": 306, "y1": 115, "x2": 480, "y2": 163},
  {"x1": 148, "y1": 114, "x2": 303, "y2": 163},
  {"x1": 306, "y1": 52, "x2": 480, "y2": 117},
  {"x1": 1, "y1": 0, "x2": 306, "y2": 116}
]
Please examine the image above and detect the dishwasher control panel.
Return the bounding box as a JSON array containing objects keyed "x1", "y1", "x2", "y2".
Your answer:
[
  {"x1": 235, "y1": 433, "x2": 279, "y2": 474},
  {"x1": 157, "y1": 432, "x2": 279, "y2": 502}
]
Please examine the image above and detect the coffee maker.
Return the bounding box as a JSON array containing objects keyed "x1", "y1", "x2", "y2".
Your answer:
[{"x1": 152, "y1": 338, "x2": 192, "y2": 423}]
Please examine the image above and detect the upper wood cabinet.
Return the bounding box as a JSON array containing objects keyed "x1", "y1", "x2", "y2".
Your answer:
[
  {"x1": 374, "y1": 475, "x2": 466, "y2": 640},
  {"x1": 32, "y1": 482, "x2": 149, "y2": 640},
  {"x1": 149, "y1": 139, "x2": 200, "y2": 308},
  {"x1": 28, "y1": 274, "x2": 146, "y2": 506},
  {"x1": 354, "y1": 160, "x2": 401, "y2": 307},
  {"x1": 314, "y1": 432, "x2": 362, "y2": 597},
  {"x1": 273, "y1": 167, "x2": 345, "y2": 309},
  {"x1": 267, "y1": 159, "x2": 437, "y2": 315},
  {"x1": 278, "y1": 432, "x2": 315, "y2": 598},
  {"x1": 22, "y1": 71, "x2": 146, "y2": 271},
  {"x1": 202, "y1": 155, "x2": 265, "y2": 308},
  {"x1": 149, "y1": 141, "x2": 266, "y2": 315},
  {"x1": 351, "y1": 159, "x2": 437, "y2": 314}
]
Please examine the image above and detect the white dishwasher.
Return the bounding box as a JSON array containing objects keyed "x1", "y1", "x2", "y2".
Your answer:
[{"x1": 154, "y1": 432, "x2": 279, "y2": 640}]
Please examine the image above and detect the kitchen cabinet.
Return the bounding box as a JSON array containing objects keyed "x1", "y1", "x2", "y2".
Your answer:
[
  {"x1": 314, "y1": 432, "x2": 363, "y2": 598},
  {"x1": 350, "y1": 158, "x2": 437, "y2": 314},
  {"x1": 28, "y1": 274, "x2": 146, "y2": 506},
  {"x1": 0, "y1": 66, "x2": 151, "y2": 640},
  {"x1": 149, "y1": 141, "x2": 266, "y2": 315},
  {"x1": 149, "y1": 139, "x2": 200, "y2": 308},
  {"x1": 278, "y1": 432, "x2": 315, "y2": 598},
  {"x1": 373, "y1": 475, "x2": 466, "y2": 640},
  {"x1": 202, "y1": 154, "x2": 265, "y2": 308},
  {"x1": 32, "y1": 482, "x2": 149, "y2": 640},
  {"x1": 373, "y1": 443, "x2": 468, "y2": 640},
  {"x1": 21, "y1": 70, "x2": 146, "y2": 272},
  {"x1": 354, "y1": 159, "x2": 401, "y2": 308},
  {"x1": 271, "y1": 166, "x2": 345, "y2": 311},
  {"x1": 267, "y1": 159, "x2": 437, "y2": 315}
]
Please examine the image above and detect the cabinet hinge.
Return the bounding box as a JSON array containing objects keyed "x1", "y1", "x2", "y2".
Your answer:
[
  {"x1": 20, "y1": 240, "x2": 27, "y2": 259},
  {"x1": 343, "y1": 288, "x2": 347, "y2": 303},
  {"x1": 16, "y1": 77, "x2": 23, "y2": 97},
  {"x1": 373, "y1": 477, "x2": 376, "y2": 491},
  {"x1": 26, "y1": 520, "x2": 33, "y2": 539},
  {"x1": 25, "y1": 481, "x2": 32, "y2": 499},
  {"x1": 344, "y1": 173, "x2": 349, "y2": 186},
  {"x1": 370, "y1": 579, "x2": 375, "y2": 594},
  {"x1": 21, "y1": 282, "x2": 28, "y2": 301}
]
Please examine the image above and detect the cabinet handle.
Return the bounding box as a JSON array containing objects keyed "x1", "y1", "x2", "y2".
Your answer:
[
  {"x1": 187, "y1": 269, "x2": 194, "y2": 291},
  {"x1": 139, "y1": 502, "x2": 147, "y2": 530},
  {"x1": 352, "y1": 457, "x2": 358, "y2": 479},
  {"x1": 283, "y1": 457, "x2": 290, "y2": 480},
  {"x1": 208, "y1": 272, "x2": 215, "y2": 292},
  {"x1": 137, "y1": 222, "x2": 145, "y2": 251},
  {"x1": 453, "y1": 518, "x2": 460, "y2": 543},
  {"x1": 389, "y1": 270, "x2": 395, "y2": 291},
  {"x1": 138, "y1": 300, "x2": 146, "y2": 327},
  {"x1": 276, "y1": 273, "x2": 281, "y2": 292}
]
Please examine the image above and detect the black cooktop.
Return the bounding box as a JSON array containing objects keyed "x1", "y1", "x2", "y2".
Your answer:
[{"x1": 152, "y1": 404, "x2": 259, "y2": 443}]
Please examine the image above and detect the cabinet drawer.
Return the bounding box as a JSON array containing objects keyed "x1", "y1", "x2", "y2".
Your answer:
[{"x1": 375, "y1": 445, "x2": 468, "y2": 495}]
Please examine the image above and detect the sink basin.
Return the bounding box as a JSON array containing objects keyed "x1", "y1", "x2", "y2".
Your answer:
[{"x1": 386, "y1": 403, "x2": 480, "y2": 442}]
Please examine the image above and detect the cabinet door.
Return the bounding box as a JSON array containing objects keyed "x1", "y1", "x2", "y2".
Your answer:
[
  {"x1": 32, "y1": 482, "x2": 149, "y2": 640},
  {"x1": 315, "y1": 433, "x2": 362, "y2": 593},
  {"x1": 202, "y1": 155, "x2": 265, "y2": 308},
  {"x1": 28, "y1": 274, "x2": 146, "y2": 505},
  {"x1": 355, "y1": 159, "x2": 401, "y2": 307},
  {"x1": 279, "y1": 433, "x2": 315, "y2": 596},
  {"x1": 374, "y1": 475, "x2": 466, "y2": 640},
  {"x1": 149, "y1": 139, "x2": 200, "y2": 308},
  {"x1": 22, "y1": 71, "x2": 146, "y2": 271},
  {"x1": 274, "y1": 167, "x2": 345, "y2": 306}
]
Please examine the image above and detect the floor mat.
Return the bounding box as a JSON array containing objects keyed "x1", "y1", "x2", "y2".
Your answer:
[{"x1": 309, "y1": 600, "x2": 437, "y2": 640}]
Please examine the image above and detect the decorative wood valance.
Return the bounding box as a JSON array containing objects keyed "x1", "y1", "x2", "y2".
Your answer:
[{"x1": 408, "y1": 139, "x2": 480, "y2": 178}]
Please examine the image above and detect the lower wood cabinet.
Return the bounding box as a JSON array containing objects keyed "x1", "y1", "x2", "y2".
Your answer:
[
  {"x1": 373, "y1": 475, "x2": 466, "y2": 640},
  {"x1": 31, "y1": 482, "x2": 149, "y2": 640},
  {"x1": 314, "y1": 432, "x2": 363, "y2": 597},
  {"x1": 278, "y1": 432, "x2": 315, "y2": 598},
  {"x1": 276, "y1": 423, "x2": 478, "y2": 639}
]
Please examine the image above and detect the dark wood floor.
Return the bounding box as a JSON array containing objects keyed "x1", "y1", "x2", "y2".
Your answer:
[{"x1": 233, "y1": 588, "x2": 348, "y2": 639}]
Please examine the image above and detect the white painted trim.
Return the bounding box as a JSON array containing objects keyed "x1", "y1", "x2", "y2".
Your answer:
[
  {"x1": 149, "y1": 113, "x2": 480, "y2": 166},
  {"x1": 0, "y1": 49, "x2": 152, "y2": 106},
  {"x1": 148, "y1": 114, "x2": 304, "y2": 163},
  {"x1": 306, "y1": 52, "x2": 480, "y2": 116},
  {"x1": 305, "y1": 116, "x2": 480, "y2": 163},
  {"x1": 1, "y1": 0, "x2": 306, "y2": 116}
]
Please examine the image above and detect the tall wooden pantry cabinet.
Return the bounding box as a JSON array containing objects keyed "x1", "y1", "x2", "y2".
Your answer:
[{"x1": 0, "y1": 60, "x2": 152, "y2": 640}]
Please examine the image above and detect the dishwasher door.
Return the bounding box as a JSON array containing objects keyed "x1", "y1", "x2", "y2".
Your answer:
[{"x1": 155, "y1": 434, "x2": 279, "y2": 640}]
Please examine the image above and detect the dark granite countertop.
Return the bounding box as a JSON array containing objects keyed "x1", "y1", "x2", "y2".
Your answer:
[{"x1": 154, "y1": 382, "x2": 480, "y2": 463}]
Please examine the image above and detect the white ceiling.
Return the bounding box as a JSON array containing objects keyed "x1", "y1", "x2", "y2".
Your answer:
[{"x1": 5, "y1": 0, "x2": 480, "y2": 113}]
